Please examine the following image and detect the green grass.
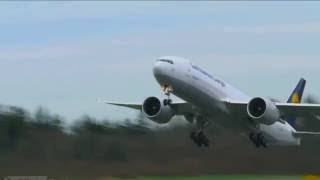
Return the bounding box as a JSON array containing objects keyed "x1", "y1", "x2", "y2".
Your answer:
[
  {"x1": 135, "y1": 175, "x2": 302, "y2": 180},
  {"x1": 56, "y1": 175, "x2": 311, "y2": 180}
]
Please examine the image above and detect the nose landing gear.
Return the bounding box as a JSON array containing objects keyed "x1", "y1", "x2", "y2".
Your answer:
[{"x1": 162, "y1": 85, "x2": 173, "y2": 105}]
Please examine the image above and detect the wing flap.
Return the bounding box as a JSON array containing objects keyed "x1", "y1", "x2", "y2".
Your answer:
[
  {"x1": 223, "y1": 99, "x2": 248, "y2": 114},
  {"x1": 275, "y1": 103, "x2": 320, "y2": 118}
]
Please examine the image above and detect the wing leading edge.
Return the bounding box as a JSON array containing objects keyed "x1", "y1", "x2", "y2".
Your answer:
[
  {"x1": 102, "y1": 100, "x2": 196, "y2": 116},
  {"x1": 103, "y1": 102, "x2": 141, "y2": 110}
]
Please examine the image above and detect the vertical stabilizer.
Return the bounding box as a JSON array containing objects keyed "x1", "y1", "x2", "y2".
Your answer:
[
  {"x1": 287, "y1": 78, "x2": 306, "y2": 104},
  {"x1": 286, "y1": 78, "x2": 306, "y2": 127}
]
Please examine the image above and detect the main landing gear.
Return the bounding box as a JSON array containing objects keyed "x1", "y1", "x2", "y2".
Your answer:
[
  {"x1": 161, "y1": 84, "x2": 211, "y2": 147},
  {"x1": 190, "y1": 131, "x2": 210, "y2": 147},
  {"x1": 249, "y1": 132, "x2": 267, "y2": 148},
  {"x1": 190, "y1": 116, "x2": 211, "y2": 147}
]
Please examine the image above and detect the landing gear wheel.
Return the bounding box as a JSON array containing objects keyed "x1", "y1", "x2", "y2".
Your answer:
[
  {"x1": 190, "y1": 131, "x2": 200, "y2": 146},
  {"x1": 249, "y1": 132, "x2": 267, "y2": 148},
  {"x1": 162, "y1": 85, "x2": 173, "y2": 106},
  {"x1": 198, "y1": 132, "x2": 209, "y2": 147},
  {"x1": 190, "y1": 131, "x2": 210, "y2": 147},
  {"x1": 257, "y1": 133, "x2": 267, "y2": 148},
  {"x1": 249, "y1": 132, "x2": 258, "y2": 147},
  {"x1": 254, "y1": 140, "x2": 261, "y2": 148},
  {"x1": 163, "y1": 99, "x2": 172, "y2": 106},
  {"x1": 249, "y1": 132, "x2": 255, "y2": 141}
]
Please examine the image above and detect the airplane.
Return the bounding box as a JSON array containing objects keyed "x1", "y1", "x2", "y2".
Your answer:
[{"x1": 104, "y1": 56, "x2": 320, "y2": 148}]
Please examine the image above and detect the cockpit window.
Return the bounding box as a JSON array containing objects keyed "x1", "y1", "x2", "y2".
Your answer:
[{"x1": 157, "y1": 59, "x2": 174, "y2": 64}]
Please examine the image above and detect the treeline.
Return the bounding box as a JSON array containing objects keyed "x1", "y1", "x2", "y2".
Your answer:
[
  {"x1": 0, "y1": 105, "x2": 152, "y2": 161},
  {"x1": 0, "y1": 103, "x2": 320, "y2": 176}
]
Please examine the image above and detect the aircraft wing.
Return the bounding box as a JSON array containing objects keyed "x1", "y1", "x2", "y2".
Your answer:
[
  {"x1": 104, "y1": 102, "x2": 141, "y2": 110},
  {"x1": 274, "y1": 103, "x2": 320, "y2": 118},
  {"x1": 103, "y1": 101, "x2": 195, "y2": 116},
  {"x1": 224, "y1": 100, "x2": 320, "y2": 120},
  {"x1": 294, "y1": 131, "x2": 320, "y2": 136}
]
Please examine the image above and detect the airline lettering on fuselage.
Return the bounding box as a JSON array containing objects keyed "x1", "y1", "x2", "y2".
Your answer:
[
  {"x1": 214, "y1": 78, "x2": 226, "y2": 88},
  {"x1": 191, "y1": 64, "x2": 225, "y2": 87}
]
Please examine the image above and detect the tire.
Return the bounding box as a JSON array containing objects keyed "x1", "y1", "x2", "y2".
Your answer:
[
  {"x1": 256, "y1": 133, "x2": 266, "y2": 148},
  {"x1": 197, "y1": 141, "x2": 202, "y2": 147},
  {"x1": 203, "y1": 139, "x2": 209, "y2": 147},
  {"x1": 190, "y1": 132, "x2": 197, "y2": 140},
  {"x1": 190, "y1": 132, "x2": 201, "y2": 147},
  {"x1": 254, "y1": 141, "x2": 260, "y2": 148},
  {"x1": 259, "y1": 134, "x2": 267, "y2": 148},
  {"x1": 198, "y1": 132, "x2": 209, "y2": 147},
  {"x1": 163, "y1": 99, "x2": 168, "y2": 105},
  {"x1": 249, "y1": 133, "x2": 255, "y2": 141},
  {"x1": 261, "y1": 142, "x2": 267, "y2": 148}
]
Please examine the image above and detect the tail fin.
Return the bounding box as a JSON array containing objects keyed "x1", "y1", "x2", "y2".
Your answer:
[
  {"x1": 287, "y1": 78, "x2": 306, "y2": 104},
  {"x1": 286, "y1": 78, "x2": 306, "y2": 127}
]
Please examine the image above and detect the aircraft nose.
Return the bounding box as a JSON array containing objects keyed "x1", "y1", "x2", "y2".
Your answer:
[{"x1": 153, "y1": 61, "x2": 164, "y2": 76}]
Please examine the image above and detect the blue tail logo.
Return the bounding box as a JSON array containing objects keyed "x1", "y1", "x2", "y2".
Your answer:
[
  {"x1": 286, "y1": 78, "x2": 306, "y2": 127},
  {"x1": 287, "y1": 78, "x2": 306, "y2": 104}
]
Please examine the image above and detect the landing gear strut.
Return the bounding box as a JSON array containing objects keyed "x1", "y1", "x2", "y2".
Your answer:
[
  {"x1": 190, "y1": 116, "x2": 212, "y2": 147},
  {"x1": 249, "y1": 132, "x2": 267, "y2": 148},
  {"x1": 162, "y1": 85, "x2": 173, "y2": 105}
]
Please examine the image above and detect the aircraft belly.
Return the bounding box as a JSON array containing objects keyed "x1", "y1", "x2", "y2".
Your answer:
[
  {"x1": 161, "y1": 75, "x2": 247, "y2": 131},
  {"x1": 172, "y1": 77, "x2": 247, "y2": 131},
  {"x1": 169, "y1": 75, "x2": 225, "y2": 114}
]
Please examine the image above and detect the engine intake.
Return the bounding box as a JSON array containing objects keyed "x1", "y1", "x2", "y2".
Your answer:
[
  {"x1": 248, "y1": 97, "x2": 266, "y2": 118},
  {"x1": 142, "y1": 97, "x2": 175, "y2": 124},
  {"x1": 143, "y1": 97, "x2": 161, "y2": 117},
  {"x1": 247, "y1": 97, "x2": 279, "y2": 125}
]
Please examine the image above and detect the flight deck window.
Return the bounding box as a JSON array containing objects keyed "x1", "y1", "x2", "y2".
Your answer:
[{"x1": 158, "y1": 59, "x2": 174, "y2": 64}]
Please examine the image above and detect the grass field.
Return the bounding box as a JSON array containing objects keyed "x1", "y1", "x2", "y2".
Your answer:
[
  {"x1": 86, "y1": 175, "x2": 319, "y2": 180},
  {"x1": 137, "y1": 175, "x2": 302, "y2": 180},
  {"x1": 45, "y1": 175, "x2": 320, "y2": 180}
]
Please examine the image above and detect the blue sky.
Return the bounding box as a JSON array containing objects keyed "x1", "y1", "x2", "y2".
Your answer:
[{"x1": 1, "y1": 2, "x2": 320, "y2": 121}]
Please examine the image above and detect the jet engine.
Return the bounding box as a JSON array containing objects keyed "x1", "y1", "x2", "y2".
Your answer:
[
  {"x1": 142, "y1": 96, "x2": 175, "y2": 124},
  {"x1": 247, "y1": 97, "x2": 280, "y2": 125}
]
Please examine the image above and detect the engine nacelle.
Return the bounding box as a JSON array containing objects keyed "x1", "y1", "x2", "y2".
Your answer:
[
  {"x1": 247, "y1": 97, "x2": 280, "y2": 125},
  {"x1": 142, "y1": 96, "x2": 175, "y2": 124}
]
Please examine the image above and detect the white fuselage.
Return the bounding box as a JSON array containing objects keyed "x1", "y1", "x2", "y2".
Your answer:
[{"x1": 153, "y1": 56, "x2": 300, "y2": 146}]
